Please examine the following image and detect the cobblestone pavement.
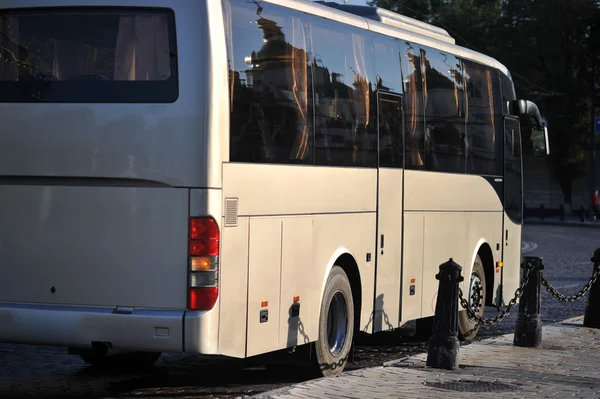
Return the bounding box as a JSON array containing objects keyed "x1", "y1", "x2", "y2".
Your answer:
[
  {"x1": 475, "y1": 224, "x2": 600, "y2": 339},
  {"x1": 253, "y1": 318, "x2": 600, "y2": 398},
  {"x1": 1, "y1": 224, "x2": 599, "y2": 398}
]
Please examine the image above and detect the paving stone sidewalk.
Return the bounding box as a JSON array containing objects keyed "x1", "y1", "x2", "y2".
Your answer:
[{"x1": 252, "y1": 317, "x2": 600, "y2": 398}]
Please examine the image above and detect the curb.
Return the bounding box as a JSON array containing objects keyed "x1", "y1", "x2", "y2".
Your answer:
[
  {"x1": 379, "y1": 315, "x2": 585, "y2": 369},
  {"x1": 524, "y1": 220, "x2": 600, "y2": 228}
]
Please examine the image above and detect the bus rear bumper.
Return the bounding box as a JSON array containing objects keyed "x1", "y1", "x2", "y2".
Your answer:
[{"x1": 0, "y1": 303, "x2": 184, "y2": 353}]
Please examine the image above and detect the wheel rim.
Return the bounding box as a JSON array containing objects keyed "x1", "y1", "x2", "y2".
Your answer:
[
  {"x1": 327, "y1": 291, "x2": 348, "y2": 356},
  {"x1": 468, "y1": 272, "x2": 484, "y2": 318}
]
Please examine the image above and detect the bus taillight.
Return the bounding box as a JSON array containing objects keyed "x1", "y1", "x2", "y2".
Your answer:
[{"x1": 187, "y1": 217, "x2": 219, "y2": 310}]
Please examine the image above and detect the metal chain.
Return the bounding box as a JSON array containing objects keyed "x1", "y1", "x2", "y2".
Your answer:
[
  {"x1": 458, "y1": 265, "x2": 533, "y2": 326},
  {"x1": 540, "y1": 265, "x2": 600, "y2": 303}
]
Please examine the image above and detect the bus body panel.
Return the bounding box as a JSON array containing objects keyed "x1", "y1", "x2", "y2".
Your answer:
[
  {"x1": 0, "y1": 185, "x2": 189, "y2": 309},
  {"x1": 217, "y1": 216, "x2": 249, "y2": 358},
  {"x1": 0, "y1": 304, "x2": 184, "y2": 352},
  {"x1": 403, "y1": 170, "x2": 504, "y2": 317},
  {"x1": 221, "y1": 163, "x2": 377, "y2": 353},
  {"x1": 246, "y1": 217, "x2": 283, "y2": 357},
  {"x1": 374, "y1": 167, "x2": 403, "y2": 332},
  {"x1": 313, "y1": 213, "x2": 376, "y2": 337},
  {"x1": 277, "y1": 216, "x2": 314, "y2": 350},
  {"x1": 401, "y1": 212, "x2": 424, "y2": 322},
  {"x1": 404, "y1": 171, "x2": 503, "y2": 213},
  {"x1": 221, "y1": 163, "x2": 377, "y2": 216},
  {"x1": 0, "y1": 0, "x2": 223, "y2": 189}
]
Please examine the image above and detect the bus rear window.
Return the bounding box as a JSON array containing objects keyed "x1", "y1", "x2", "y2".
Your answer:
[{"x1": 0, "y1": 8, "x2": 178, "y2": 102}]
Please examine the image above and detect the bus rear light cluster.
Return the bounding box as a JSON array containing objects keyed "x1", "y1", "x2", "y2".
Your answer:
[{"x1": 188, "y1": 217, "x2": 220, "y2": 311}]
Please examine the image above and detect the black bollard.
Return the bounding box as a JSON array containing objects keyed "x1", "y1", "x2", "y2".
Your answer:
[
  {"x1": 559, "y1": 204, "x2": 565, "y2": 221},
  {"x1": 426, "y1": 259, "x2": 463, "y2": 370},
  {"x1": 584, "y1": 249, "x2": 600, "y2": 328},
  {"x1": 514, "y1": 256, "x2": 544, "y2": 347},
  {"x1": 581, "y1": 205, "x2": 586, "y2": 222}
]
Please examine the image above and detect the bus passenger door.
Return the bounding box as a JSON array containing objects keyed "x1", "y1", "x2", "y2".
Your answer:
[
  {"x1": 503, "y1": 117, "x2": 523, "y2": 304},
  {"x1": 374, "y1": 92, "x2": 404, "y2": 333}
]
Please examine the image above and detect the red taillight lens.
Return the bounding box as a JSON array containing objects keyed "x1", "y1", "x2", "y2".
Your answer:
[
  {"x1": 188, "y1": 239, "x2": 220, "y2": 257},
  {"x1": 190, "y1": 218, "x2": 219, "y2": 240},
  {"x1": 189, "y1": 217, "x2": 220, "y2": 256},
  {"x1": 188, "y1": 287, "x2": 219, "y2": 310},
  {"x1": 188, "y1": 217, "x2": 220, "y2": 311}
]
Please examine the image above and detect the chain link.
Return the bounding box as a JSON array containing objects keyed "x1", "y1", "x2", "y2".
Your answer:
[
  {"x1": 458, "y1": 265, "x2": 533, "y2": 326},
  {"x1": 540, "y1": 265, "x2": 600, "y2": 303}
]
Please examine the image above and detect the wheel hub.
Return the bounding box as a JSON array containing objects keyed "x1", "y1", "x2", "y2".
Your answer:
[
  {"x1": 327, "y1": 291, "x2": 348, "y2": 356},
  {"x1": 468, "y1": 274, "x2": 484, "y2": 316}
]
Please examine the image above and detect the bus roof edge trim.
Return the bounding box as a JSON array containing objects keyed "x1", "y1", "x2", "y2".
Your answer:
[{"x1": 315, "y1": 2, "x2": 455, "y2": 45}]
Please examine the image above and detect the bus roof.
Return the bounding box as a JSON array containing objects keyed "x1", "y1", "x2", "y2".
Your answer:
[{"x1": 264, "y1": 0, "x2": 511, "y2": 78}]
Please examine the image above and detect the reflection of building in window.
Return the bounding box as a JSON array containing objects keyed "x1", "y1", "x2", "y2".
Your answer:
[
  {"x1": 421, "y1": 48, "x2": 465, "y2": 173},
  {"x1": 230, "y1": 8, "x2": 311, "y2": 163},
  {"x1": 227, "y1": 1, "x2": 377, "y2": 167}
]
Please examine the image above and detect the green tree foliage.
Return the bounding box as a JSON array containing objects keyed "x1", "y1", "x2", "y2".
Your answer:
[{"x1": 369, "y1": 0, "x2": 600, "y2": 203}]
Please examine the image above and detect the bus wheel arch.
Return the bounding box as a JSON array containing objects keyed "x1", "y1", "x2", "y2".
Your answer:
[
  {"x1": 476, "y1": 243, "x2": 495, "y2": 307},
  {"x1": 334, "y1": 253, "x2": 362, "y2": 333}
]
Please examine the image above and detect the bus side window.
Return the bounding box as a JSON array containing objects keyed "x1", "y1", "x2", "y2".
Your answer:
[
  {"x1": 420, "y1": 47, "x2": 466, "y2": 174},
  {"x1": 504, "y1": 119, "x2": 523, "y2": 223},
  {"x1": 463, "y1": 60, "x2": 503, "y2": 176},
  {"x1": 308, "y1": 17, "x2": 377, "y2": 168},
  {"x1": 227, "y1": 0, "x2": 312, "y2": 164},
  {"x1": 400, "y1": 41, "x2": 425, "y2": 169}
]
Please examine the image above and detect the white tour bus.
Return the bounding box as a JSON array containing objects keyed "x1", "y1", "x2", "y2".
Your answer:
[{"x1": 0, "y1": 0, "x2": 550, "y2": 376}]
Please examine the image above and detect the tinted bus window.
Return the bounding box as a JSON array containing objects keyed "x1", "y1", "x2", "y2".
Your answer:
[
  {"x1": 421, "y1": 47, "x2": 466, "y2": 173},
  {"x1": 0, "y1": 9, "x2": 177, "y2": 102},
  {"x1": 378, "y1": 93, "x2": 404, "y2": 168},
  {"x1": 464, "y1": 61, "x2": 503, "y2": 176},
  {"x1": 400, "y1": 41, "x2": 425, "y2": 169},
  {"x1": 504, "y1": 118, "x2": 523, "y2": 223},
  {"x1": 499, "y1": 72, "x2": 516, "y2": 114},
  {"x1": 372, "y1": 35, "x2": 402, "y2": 94},
  {"x1": 226, "y1": 0, "x2": 312, "y2": 164},
  {"x1": 308, "y1": 17, "x2": 377, "y2": 167}
]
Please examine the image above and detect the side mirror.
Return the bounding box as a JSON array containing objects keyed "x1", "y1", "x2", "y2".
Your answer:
[
  {"x1": 510, "y1": 99, "x2": 551, "y2": 156},
  {"x1": 531, "y1": 125, "x2": 550, "y2": 157},
  {"x1": 509, "y1": 100, "x2": 543, "y2": 126}
]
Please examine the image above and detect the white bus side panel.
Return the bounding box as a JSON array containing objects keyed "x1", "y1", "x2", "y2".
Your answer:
[
  {"x1": 421, "y1": 212, "x2": 468, "y2": 316},
  {"x1": 279, "y1": 217, "x2": 314, "y2": 349},
  {"x1": 247, "y1": 217, "x2": 283, "y2": 357},
  {"x1": 217, "y1": 217, "x2": 250, "y2": 358},
  {"x1": 404, "y1": 171, "x2": 504, "y2": 318},
  {"x1": 502, "y1": 217, "x2": 522, "y2": 305},
  {"x1": 313, "y1": 213, "x2": 376, "y2": 335},
  {"x1": 374, "y1": 168, "x2": 403, "y2": 332},
  {"x1": 401, "y1": 213, "x2": 424, "y2": 323},
  {"x1": 222, "y1": 163, "x2": 377, "y2": 216},
  {"x1": 404, "y1": 171, "x2": 502, "y2": 212},
  {"x1": 222, "y1": 163, "x2": 377, "y2": 355}
]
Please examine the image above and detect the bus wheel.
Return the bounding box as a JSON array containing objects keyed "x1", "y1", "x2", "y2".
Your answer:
[
  {"x1": 80, "y1": 351, "x2": 161, "y2": 370},
  {"x1": 314, "y1": 266, "x2": 354, "y2": 377},
  {"x1": 458, "y1": 255, "x2": 486, "y2": 341}
]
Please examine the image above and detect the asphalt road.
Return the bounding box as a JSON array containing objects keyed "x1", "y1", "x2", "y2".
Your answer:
[{"x1": 1, "y1": 224, "x2": 599, "y2": 398}]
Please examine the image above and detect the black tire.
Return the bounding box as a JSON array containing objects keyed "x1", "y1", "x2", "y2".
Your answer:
[
  {"x1": 458, "y1": 255, "x2": 486, "y2": 341},
  {"x1": 313, "y1": 266, "x2": 354, "y2": 377},
  {"x1": 80, "y1": 351, "x2": 161, "y2": 370}
]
